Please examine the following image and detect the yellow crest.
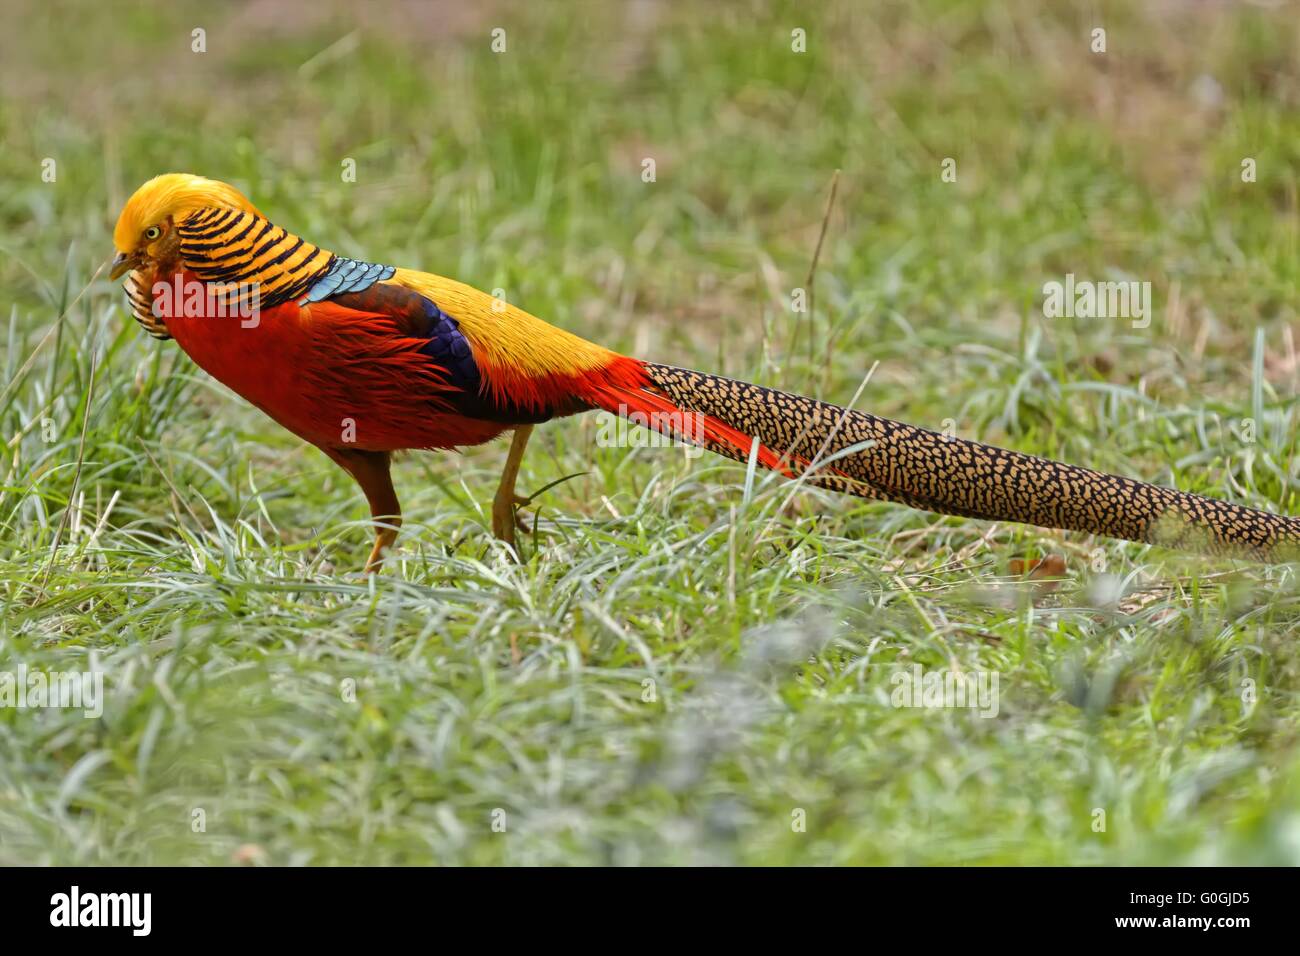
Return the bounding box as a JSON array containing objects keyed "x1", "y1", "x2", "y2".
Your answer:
[{"x1": 113, "y1": 173, "x2": 260, "y2": 252}]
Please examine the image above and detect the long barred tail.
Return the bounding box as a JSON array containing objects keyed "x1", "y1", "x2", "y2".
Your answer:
[{"x1": 589, "y1": 361, "x2": 1300, "y2": 562}]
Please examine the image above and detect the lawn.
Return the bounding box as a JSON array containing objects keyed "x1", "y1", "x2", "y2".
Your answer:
[{"x1": 2, "y1": 0, "x2": 1299, "y2": 865}]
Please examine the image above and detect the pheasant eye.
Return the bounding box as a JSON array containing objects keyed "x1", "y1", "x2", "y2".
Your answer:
[{"x1": 144, "y1": 225, "x2": 162, "y2": 240}]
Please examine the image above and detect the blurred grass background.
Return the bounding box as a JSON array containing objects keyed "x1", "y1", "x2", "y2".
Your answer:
[{"x1": 2, "y1": 0, "x2": 1300, "y2": 864}]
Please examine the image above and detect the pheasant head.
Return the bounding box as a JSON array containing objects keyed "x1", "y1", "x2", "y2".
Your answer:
[
  {"x1": 110, "y1": 173, "x2": 259, "y2": 281},
  {"x1": 109, "y1": 173, "x2": 341, "y2": 337}
]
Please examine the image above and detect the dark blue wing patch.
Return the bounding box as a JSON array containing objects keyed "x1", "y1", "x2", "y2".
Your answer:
[
  {"x1": 416, "y1": 298, "x2": 482, "y2": 395},
  {"x1": 300, "y1": 256, "x2": 397, "y2": 304}
]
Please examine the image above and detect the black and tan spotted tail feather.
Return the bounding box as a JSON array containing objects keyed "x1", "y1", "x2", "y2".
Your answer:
[{"x1": 640, "y1": 363, "x2": 1300, "y2": 562}]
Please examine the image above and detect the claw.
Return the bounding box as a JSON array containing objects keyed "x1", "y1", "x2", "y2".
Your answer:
[{"x1": 491, "y1": 492, "x2": 519, "y2": 548}]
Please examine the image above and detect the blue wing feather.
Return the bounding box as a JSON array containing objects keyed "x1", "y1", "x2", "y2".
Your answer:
[{"x1": 300, "y1": 256, "x2": 397, "y2": 304}]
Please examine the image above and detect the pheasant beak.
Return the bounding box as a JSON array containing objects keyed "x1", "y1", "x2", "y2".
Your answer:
[{"x1": 109, "y1": 251, "x2": 137, "y2": 281}]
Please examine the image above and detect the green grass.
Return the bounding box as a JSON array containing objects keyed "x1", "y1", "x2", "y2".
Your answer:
[{"x1": 2, "y1": 0, "x2": 1300, "y2": 865}]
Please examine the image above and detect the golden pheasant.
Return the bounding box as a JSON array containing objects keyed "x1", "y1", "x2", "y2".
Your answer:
[{"x1": 109, "y1": 174, "x2": 1300, "y2": 571}]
